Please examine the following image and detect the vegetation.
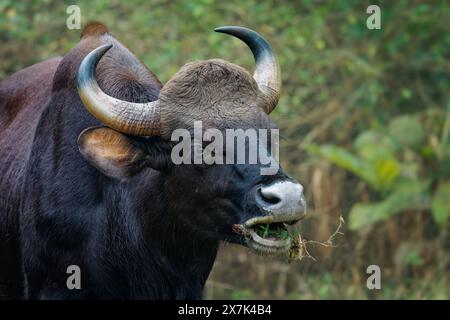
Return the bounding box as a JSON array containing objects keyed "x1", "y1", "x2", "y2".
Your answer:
[
  {"x1": 255, "y1": 224, "x2": 290, "y2": 241},
  {"x1": 1, "y1": 0, "x2": 449, "y2": 299}
]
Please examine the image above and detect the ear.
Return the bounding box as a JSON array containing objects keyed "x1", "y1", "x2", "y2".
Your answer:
[{"x1": 78, "y1": 126, "x2": 147, "y2": 180}]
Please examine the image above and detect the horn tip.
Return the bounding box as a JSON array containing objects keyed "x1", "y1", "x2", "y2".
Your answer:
[
  {"x1": 88, "y1": 44, "x2": 113, "y2": 59},
  {"x1": 214, "y1": 26, "x2": 245, "y2": 34},
  {"x1": 93, "y1": 44, "x2": 114, "y2": 60},
  {"x1": 214, "y1": 26, "x2": 226, "y2": 33},
  {"x1": 101, "y1": 44, "x2": 113, "y2": 51}
]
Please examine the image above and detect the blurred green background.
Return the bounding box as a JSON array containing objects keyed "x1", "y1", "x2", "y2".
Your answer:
[{"x1": 1, "y1": 0, "x2": 449, "y2": 299}]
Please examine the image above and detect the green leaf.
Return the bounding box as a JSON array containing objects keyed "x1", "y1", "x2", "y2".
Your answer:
[
  {"x1": 431, "y1": 182, "x2": 450, "y2": 225},
  {"x1": 400, "y1": 88, "x2": 412, "y2": 100},
  {"x1": 348, "y1": 203, "x2": 381, "y2": 230},
  {"x1": 354, "y1": 130, "x2": 397, "y2": 162},
  {"x1": 405, "y1": 250, "x2": 424, "y2": 267},
  {"x1": 375, "y1": 158, "x2": 400, "y2": 189},
  {"x1": 310, "y1": 142, "x2": 400, "y2": 191},
  {"x1": 308, "y1": 144, "x2": 378, "y2": 188},
  {"x1": 349, "y1": 180, "x2": 431, "y2": 230},
  {"x1": 388, "y1": 115, "x2": 425, "y2": 150}
]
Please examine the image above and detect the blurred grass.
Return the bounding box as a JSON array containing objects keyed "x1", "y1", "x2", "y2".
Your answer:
[{"x1": 1, "y1": 0, "x2": 449, "y2": 299}]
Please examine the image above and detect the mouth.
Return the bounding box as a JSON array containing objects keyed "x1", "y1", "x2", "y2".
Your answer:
[{"x1": 235, "y1": 216, "x2": 298, "y2": 255}]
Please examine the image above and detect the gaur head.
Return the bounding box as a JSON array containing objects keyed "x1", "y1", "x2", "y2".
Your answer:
[{"x1": 77, "y1": 26, "x2": 306, "y2": 255}]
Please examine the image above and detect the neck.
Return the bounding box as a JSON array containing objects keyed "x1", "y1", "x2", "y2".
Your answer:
[{"x1": 98, "y1": 173, "x2": 219, "y2": 299}]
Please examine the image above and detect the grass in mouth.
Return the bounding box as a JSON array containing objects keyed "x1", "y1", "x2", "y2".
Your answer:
[
  {"x1": 255, "y1": 223, "x2": 290, "y2": 240},
  {"x1": 288, "y1": 215, "x2": 345, "y2": 261},
  {"x1": 253, "y1": 216, "x2": 345, "y2": 261}
]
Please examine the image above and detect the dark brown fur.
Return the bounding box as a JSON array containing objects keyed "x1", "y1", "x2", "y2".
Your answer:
[
  {"x1": 0, "y1": 22, "x2": 164, "y2": 298},
  {"x1": 0, "y1": 57, "x2": 62, "y2": 298},
  {"x1": 0, "y1": 22, "x2": 289, "y2": 299}
]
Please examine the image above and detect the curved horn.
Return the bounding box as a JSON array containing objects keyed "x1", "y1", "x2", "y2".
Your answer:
[
  {"x1": 77, "y1": 44, "x2": 160, "y2": 136},
  {"x1": 214, "y1": 26, "x2": 281, "y2": 114}
]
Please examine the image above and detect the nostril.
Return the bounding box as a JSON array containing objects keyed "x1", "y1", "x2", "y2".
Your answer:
[
  {"x1": 258, "y1": 186, "x2": 282, "y2": 206},
  {"x1": 255, "y1": 181, "x2": 306, "y2": 221}
]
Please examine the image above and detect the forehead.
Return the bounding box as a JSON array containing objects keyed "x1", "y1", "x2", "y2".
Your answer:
[
  {"x1": 159, "y1": 59, "x2": 273, "y2": 133},
  {"x1": 163, "y1": 58, "x2": 259, "y2": 98}
]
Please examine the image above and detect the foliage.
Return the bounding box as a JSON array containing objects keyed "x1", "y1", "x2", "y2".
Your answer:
[{"x1": 310, "y1": 110, "x2": 450, "y2": 230}]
